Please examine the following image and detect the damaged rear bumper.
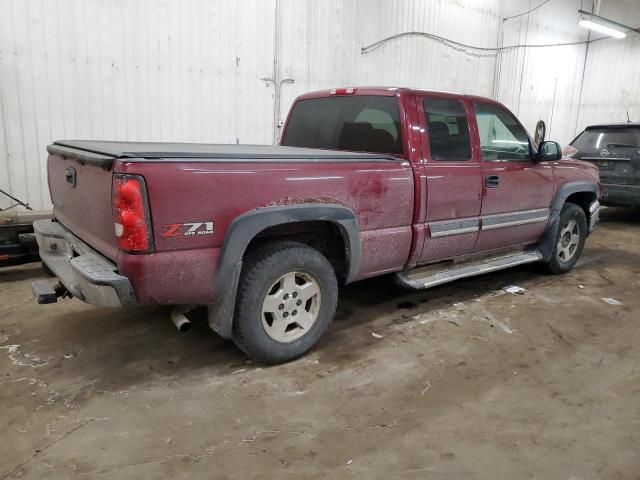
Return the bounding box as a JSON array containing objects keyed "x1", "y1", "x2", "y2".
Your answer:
[{"x1": 32, "y1": 220, "x2": 136, "y2": 307}]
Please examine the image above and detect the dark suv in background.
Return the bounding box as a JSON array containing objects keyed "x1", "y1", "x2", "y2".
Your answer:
[{"x1": 565, "y1": 124, "x2": 640, "y2": 207}]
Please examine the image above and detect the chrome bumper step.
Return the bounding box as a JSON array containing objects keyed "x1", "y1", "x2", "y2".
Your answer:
[
  {"x1": 33, "y1": 220, "x2": 136, "y2": 307},
  {"x1": 396, "y1": 250, "x2": 543, "y2": 290}
]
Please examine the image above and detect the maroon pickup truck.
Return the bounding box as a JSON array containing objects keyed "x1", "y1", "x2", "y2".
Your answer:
[{"x1": 32, "y1": 87, "x2": 600, "y2": 363}]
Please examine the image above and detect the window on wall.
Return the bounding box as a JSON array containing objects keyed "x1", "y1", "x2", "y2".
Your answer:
[
  {"x1": 474, "y1": 104, "x2": 531, "y2": 161},
  {"x1": 423, "y1": 98, "x2": 472, "y2": 161}
]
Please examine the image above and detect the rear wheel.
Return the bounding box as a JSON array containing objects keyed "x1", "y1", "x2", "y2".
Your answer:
[
  {"x1": 232, "y1": 241, "x2": 338, "y2": 364},
  {"x1": 544, "y1": 203, "x2": 587, "y2": 274}
]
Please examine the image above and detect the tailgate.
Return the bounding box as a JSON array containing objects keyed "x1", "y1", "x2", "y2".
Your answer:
[{"x1": 47, "y1": 145, "x2": 118, "y2": 261}]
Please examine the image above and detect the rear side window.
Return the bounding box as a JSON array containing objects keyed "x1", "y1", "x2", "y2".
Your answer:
[
  {"x1": 281, "y1": 96, "x2": 402, "y2": 155},
  {"x1": 474, "y1": 104, "x2": 531, "y2": 161},
  {"x1": 572, "y1": 128, "x2": 640, "y2": 153},
  {"x1": 424, "y1": 98, "x2": 472, "y2": 161}
]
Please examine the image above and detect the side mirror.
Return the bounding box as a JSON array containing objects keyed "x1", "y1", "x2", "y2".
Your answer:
[
  {"x1": 534, "y1": 120, "x2": 546, "y2": 146},
  {"x1": 536, "y1": 141, "x2": 562, "y2": 161}
]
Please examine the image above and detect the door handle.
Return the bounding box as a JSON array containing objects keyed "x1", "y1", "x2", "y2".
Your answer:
[{"x1": 485, "y1": 175, "x2": 499, "y2": 188}]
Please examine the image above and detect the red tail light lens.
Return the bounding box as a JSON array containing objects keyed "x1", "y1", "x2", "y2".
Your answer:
[{"x1": 112, "y1": 174, "x2": 153, "y2": 253}]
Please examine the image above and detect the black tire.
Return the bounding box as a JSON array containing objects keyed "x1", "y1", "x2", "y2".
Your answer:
[
  {"x1": 544, "y1": 202, "x2": 588, "y2": 274},
  {"x1": 232, "y1": 241, "x2": 338, "y2": 364}
]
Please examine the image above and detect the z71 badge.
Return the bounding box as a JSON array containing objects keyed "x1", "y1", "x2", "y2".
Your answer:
[{"x1": 162, "y1": 222, "x2": 214, "y2": 237}]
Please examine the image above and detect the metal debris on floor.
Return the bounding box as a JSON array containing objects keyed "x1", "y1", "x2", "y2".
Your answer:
[
  {"x1": 503, "y1": 285, "x2": 526, "y2": 295},
  {"x1": 601, "y1": 297, "x2": 623, "y2": 305},
  {"x1": 448, "y1": 317, "x2": 463, "y2": 327}
]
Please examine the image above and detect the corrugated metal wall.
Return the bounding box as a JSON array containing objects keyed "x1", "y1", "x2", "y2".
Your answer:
[
  {"x1": 496, "y1": 0, "x2": 640, "y2": 146},
  {"x1": 0, "y1": 0, "x2": 277, "y2": 210},
  {"x1": 1, "y1": 0, "x2": 639, "y2": 210},
  {"x1": 578, "y1": 1, "x2": 640, "y2": 129},
  {"x1": 496, "y1": 0, "x2": 590, "y2": 146},
  {"x1": 277, "y1": 0, "x2": 500, "y2": 122}
]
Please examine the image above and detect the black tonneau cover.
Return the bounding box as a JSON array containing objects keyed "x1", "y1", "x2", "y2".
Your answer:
[{"x1": 47, "y1": 140, "x2": 400, "y2": 169}]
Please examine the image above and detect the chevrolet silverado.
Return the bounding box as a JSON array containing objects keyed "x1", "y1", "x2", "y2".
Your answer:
[{"x1": 32, "y1": 87, "x2": 600, "y2": 363}]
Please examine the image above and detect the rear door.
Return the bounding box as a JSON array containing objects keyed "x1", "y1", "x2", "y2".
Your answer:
[
  {"x1": 417, "y1": 95, "x2": 482, "y2": 263},
  {"x1": 472, "y1": 102, "x2": 554, "y2": 252}
]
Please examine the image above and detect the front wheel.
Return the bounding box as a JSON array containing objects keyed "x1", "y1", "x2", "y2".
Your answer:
[
  {"x1": 544, "y1": 203, "x2": 587, "y2": 274},
  {"x1": 232, "y1": 241, "x2": 338, "y2": 364}
]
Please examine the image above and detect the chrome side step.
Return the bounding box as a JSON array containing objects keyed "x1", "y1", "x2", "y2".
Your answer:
[{"x1": 396, "y1": 250, "x2": 543, "y2": 290}]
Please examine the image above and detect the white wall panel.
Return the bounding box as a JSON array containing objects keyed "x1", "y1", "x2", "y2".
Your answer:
[
  {"x1": 1, "y1": 0, "x2": 639, "y2": 210},
  {"x1": 496, "y1": 0, "x2": 590, "y2": 145},
  {"x1": 0, "y1": 0, "x2": 275, "y2": 209},
  {"x1": 577, "y1": 0, "x2": 640, "y2": 130},
  {"x1": 278, "y1": 0, "x2": 501, "y2": 132},
  {"x1": 496, "y1": 0, "x2": 640, "y2": 146}
]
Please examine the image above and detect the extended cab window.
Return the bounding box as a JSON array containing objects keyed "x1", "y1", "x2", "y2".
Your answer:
[
  {"x1": 424, "y1": 98, "x2": 471, "y2": 161},
  {"x1": 281, "y1": 96, "x2": 402, "y2": 155},
  {"x1": 474, "y1": 104, "x2": 531, "y2": 161}
]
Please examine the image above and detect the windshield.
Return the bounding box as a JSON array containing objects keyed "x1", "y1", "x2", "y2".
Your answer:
[
  {"x1": 281, "y1": 96, "x2": 403, "y2": 155},
  {"x1": 572, "y1": 128, "x2": 640, "y2": 154}
]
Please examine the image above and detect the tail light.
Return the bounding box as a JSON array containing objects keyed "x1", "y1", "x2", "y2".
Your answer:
[
  {"x1": 562, "y1": 145, "x2": 578, "y2": 158},
  {"x1": 112, "y1": 174, "x2": 153, "y2": 253}
]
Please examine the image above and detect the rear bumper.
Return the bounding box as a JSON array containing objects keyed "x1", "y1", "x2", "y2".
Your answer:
[
  {"x1": 600, "y1": 183, "x2": 640, "y2": 207},
  {"x1": 33, "y1": 220, "x2": 136, "y2": 307}
]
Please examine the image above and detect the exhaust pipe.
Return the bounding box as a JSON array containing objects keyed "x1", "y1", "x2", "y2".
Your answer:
[{"x1": 171, "y1": 306, "x2": 193, "y2": 333}]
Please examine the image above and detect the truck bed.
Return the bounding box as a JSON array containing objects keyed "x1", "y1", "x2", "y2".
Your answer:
[{"x1": 46, "y1": 139, "x2": 413, "y2": 301}]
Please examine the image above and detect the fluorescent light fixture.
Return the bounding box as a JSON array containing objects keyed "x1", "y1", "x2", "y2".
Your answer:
[
  {"x1": 578, "y1": 9, "x2": 634, "y2": 39},
  {"x1": 578, "y1": 19, "x2": 626, "y2": 38}
]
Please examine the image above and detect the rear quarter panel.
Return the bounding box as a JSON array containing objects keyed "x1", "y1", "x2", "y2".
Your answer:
[{"x1": 115, "y1": 159, "x2": 414, "y2": 304}]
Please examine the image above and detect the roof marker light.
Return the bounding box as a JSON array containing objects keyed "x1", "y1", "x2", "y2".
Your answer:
[{"x1": 329, "y1": 88, "x2": 358, "y2": 95}]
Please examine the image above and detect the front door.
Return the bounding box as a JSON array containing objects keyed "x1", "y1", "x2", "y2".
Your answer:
[
  {"x1": 418, "y1": 95, "x2": 483, "y2": 263},
  {"x1": 472, "y1": 102, "x2": 554, "y2": 252}
]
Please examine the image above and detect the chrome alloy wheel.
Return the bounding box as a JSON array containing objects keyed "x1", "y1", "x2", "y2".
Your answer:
[
  {"x1": 261, "y1": 271, "x2": 321, "y2": 342},
  {"x1": 556, "y1": 219, "x2": 580, "y2": 263}
]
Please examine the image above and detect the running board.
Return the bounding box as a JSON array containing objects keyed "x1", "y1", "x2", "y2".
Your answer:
[{"x1": 396, "y1": 250, "x2": 543, "y2": 290}]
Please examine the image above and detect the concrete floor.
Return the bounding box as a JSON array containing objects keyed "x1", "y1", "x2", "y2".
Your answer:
[{"x1": 1, "y1": 208, "x2": 639, "y2": 479}]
